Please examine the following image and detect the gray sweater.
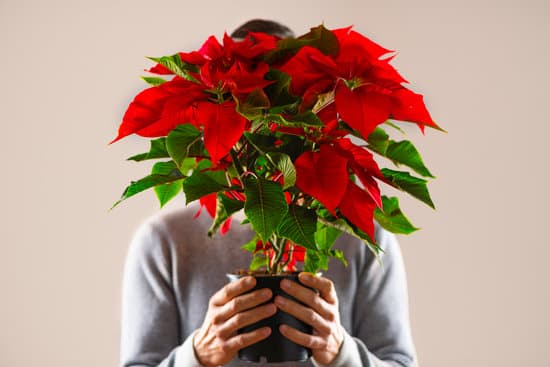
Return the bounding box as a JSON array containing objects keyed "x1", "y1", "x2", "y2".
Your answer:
[{"x1": 120, "y1": 205, "x2": 417, "y2": 367}]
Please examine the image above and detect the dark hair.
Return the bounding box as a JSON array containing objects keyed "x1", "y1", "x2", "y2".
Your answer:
[{"x1": 231, "y1": 19, "x2": 295, "y2": 39}]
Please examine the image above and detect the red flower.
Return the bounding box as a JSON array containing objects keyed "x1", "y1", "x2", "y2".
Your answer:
[
  {"x1": 195, "y1": 193, "x2": 232, "y2": 235},
  {"x1": 333, "y1": 138, "x2": 382, "y2": 207},
  {"x1": 295, "y1": 138, "x2": 383, "y2": 236},
  {"x1": 194, "y1": 33, "x2": 276, "y2": 95},
  {"x1": 195, "y1": 100, "x2": 247, "y2": 165},
  {"x1": 255, "y1": 240, "x2": 306, "y2": 272},
  {"x1": 339, "y1": 182, "x2": 377, "y2": 240},
  {"x1": 111, "y1": 78, "x2": 206, "y2": 143},
  {"x1": 280, "y1": 26, "x2": 440, "y2": 136},
  {"x1": 295, "y1": 144, "x2": 349, "y2": 214}
]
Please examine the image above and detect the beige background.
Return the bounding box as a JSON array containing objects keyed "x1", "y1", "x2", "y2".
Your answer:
[{"x1": 1, "y1": 0, "x2": 549, "y2": 366}]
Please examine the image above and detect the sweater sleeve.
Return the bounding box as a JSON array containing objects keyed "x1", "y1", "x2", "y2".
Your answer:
[
  {"x1": 119, "y1": 221, "x2": 203, "y2": 367},
  {"x1": 349, "y1": 228, "x2": 418, "y2": 367},
  {"x1": 313, "y1": 228, "x2": 418, "y2": 367}
]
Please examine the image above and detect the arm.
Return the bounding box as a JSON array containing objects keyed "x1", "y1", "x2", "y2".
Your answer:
[
  {"x1": 276, "y1": 228, "x2": 417, "y2": 367},
  {"x1": 348, "y1": 227, "x2": 418, "y2": 367},
  {"x1": 120, "y1": 221, "x2": 195, "y2": 367},
  {"x1": 120, "y1": 221, "x2": 276, "y2": 367}
]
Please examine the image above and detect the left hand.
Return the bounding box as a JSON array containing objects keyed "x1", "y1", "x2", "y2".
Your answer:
[{"x1": 275, "y1": 272, "x2": 344, "y2": 365}]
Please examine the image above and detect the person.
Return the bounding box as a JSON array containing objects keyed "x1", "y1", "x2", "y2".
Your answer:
[{"x1": 119, "y1": 19, "x2": 418, "y2": 367}]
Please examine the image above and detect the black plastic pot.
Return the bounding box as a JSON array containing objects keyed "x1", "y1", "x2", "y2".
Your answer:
[{"x1": 226, "y1": 272, "x2": 312, "y2": 363}]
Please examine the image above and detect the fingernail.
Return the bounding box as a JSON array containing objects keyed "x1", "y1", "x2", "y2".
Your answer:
[
  {"x1": 279, "y1": 324, "x2": 288, "y2": 333},
  {"x1": 265, "y1": 304, "x2": 277, "y2": 314},
  {"x1": 260, "y1": 289, "x2": 272, "y2": 298},
  {"x1": 281, "y1": 279, "x2": 290, "y2": 289},
  {"x1": 262, "y1": 327, "x2": 271, "y2": 336},
  {"x1": 275, "y1": 296, "x2": 286, "y2": 306},
  {"x1": 244, "y1": 276, "x2": 255, "y2": 286}
]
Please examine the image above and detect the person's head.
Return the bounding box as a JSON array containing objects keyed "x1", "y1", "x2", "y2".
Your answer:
[{"x1": 231, "y1": 19, "x2": 295, "y2": 39}]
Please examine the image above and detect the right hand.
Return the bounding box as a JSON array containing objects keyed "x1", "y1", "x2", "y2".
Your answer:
[{"x1": 193, "y1": 276, "x2": 277, "y2": 367}]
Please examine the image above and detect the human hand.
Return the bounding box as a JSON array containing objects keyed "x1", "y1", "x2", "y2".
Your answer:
[
  {"x1": 193, "y1": 276, "x2": 277, "y2": 367},
  {"x1": 275, "y1": 272, "x2": 344, "y2": 365}
]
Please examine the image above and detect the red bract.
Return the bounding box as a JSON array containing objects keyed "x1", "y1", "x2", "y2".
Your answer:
[
  {"x1": 283, "y1": 242, "x2": 306, "y2": 272},
  {"x1": 295, "y1": 144, "x2": 349, "y2": 214},
  {"x1": 196, "y1": 100, "x2": 247, "y2": 165},
  {"x1": 112, "y1": 24, "x2": 441, "y2": 274},
  {"x1": 111, "y1": 78, "x2": 206, "y2": 143},
  {"x1": 221, "y1": 32, "x2": 278, "y2": 60},
  {"x1": 333, "y1": 138, "x2": 382, "y2": 208},
  {"x1": 281, "y1": 26, "x2": 439, "y2": 135},
  {"x1": 255, "y1": 240, "x2": 306, "y2": 272},
  {"x1": 339, "y1": 182, "x2": 376, "y2": 240},
  {"x1": 335, "y1": 81, "x2": 393, "y2": 138},
  {"x1": 201, "y1": 60, "x2": 272, "y2": 95},
  {"x1": 196, "y1": 193, "x2": 232, "y2": 235},
  {"x1": 195, "y1": 33, "x2": 276, "y2": 95}
]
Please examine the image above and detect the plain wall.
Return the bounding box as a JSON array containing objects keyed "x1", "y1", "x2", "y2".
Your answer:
[{"x1": 1, "y1": 0, "x2": 548, "y2": 366}]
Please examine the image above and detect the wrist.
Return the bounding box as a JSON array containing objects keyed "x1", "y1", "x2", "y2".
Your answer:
[
  {"x1": 175, "y1": 329, "x2": 206, "y2": 367},
  {"x1": 192, "y1": 330, "x2": 212, "y2": 367}
]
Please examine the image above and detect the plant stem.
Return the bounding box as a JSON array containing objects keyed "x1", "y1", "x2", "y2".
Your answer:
[
  {"x1": 280, "y1": 244, "x2": 294, "y2": 270},
  {"x1": 229, "y1": 149, "x2": 245, "y2": 178},
  {"x1": 270, "y1": 235, "x2": 287, "y2": 274}
]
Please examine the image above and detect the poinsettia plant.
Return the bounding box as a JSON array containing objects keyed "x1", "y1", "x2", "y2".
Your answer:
[{"x1": 111, "y1": 24, "x2": 442, "y2": 274}]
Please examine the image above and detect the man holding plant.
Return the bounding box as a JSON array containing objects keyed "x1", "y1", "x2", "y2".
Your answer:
[{"x1": 118, "y1": 19, "x2": 436, "y2": 367}]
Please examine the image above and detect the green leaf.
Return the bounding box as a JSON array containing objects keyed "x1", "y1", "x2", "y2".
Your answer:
[
  {"x1": 277, "y1": 204, "x2": 317, "y2": 249},
  {"x1": 386, "y1": 140, "x2": 434, "y2": 178},
  {"x1": 241, "y1": 235, "x2": 259, "y2": 253},
  {"x1": 329, "y1": 249, "x2": 348, "y2": 267},
  {"x1": 266, "y1": 111, "x2": 323, "y2": 127},
  {"x1": 381, "y1": 168, "x2": 435, "y2": 209},
  {"x1": 208, "y1": 194, "x2": 244, "y2": 237},
  {"x1": 182, "y1": 170, "x2": 226, "y2": 204},
  {"x1": 315, "y1": 222, "x2": 342, "y2": 251},
  {"x1": 304, "y1": 250, "x2": 327, "y2": 273},
  {"x1": 318, "y1": 217, "x2": 383, "y2": 259},
  {"x1": 154, "y1": 182, "x2": 182, "y2": 207},
  {"x1": 250, "y1": 253, "x2": 269, "y2": 271},
  {"x1": 243, "y1": 176, "x2": 288, "y2": 242},
  {"x1": 147, "y1": 54, "x2": 198, "y2": 82},
  {"x1": 384, "y1": 120, "x2": 406, "y2": 134},
  {"x1": 166, "y1": 124, "x2": 203, "y2": 167},
  {"x1": 112, "y1": 165, "x2": 184, "y2": 209},
  {"x1": 264, "y1": 69, "x2": 297, "y2": 108},
  {"x1": 152, "y1": 161, "x2": 184, "y2": 207},
  {"x1": 180, "y1": 157, "x2": 198, "y2": 176},
  {"x1": 243, "y1": 132, "x2": 306, "y2": 162},
  {"x1": 238, "y1": 88, "x2": 271, "y2": 119},
  {"x1": 127, "y1": 138, "x2": 169, "y2": 161},
  {"x1": 266, "y1": 152, "x2": 296, "y2": 189},
  {"x1": 264, "y1": 24, "x2": 339, "y2": 64},
  {"x1": 367, "y1": 128, "x2": 390, "y2": 155},
  {"x1": 140, "y1": 76, "x2": 167, "y2": 86},
  {"x1": 243, "y1": 132, "x2": 277, "y2": 154},
  {"x1": 299, "y1": 24, "x2": 339, "y2": 56},
  {"x1": 368, "y1": 127, "x2": 434, "y2": 178},
  {"x1": 374, "y1": 196, "x2": 419, "y2": 235}
]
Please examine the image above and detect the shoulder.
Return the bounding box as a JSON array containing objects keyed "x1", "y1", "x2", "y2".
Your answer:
[
  {"x1": 127, "y1": 204, "x2": 253, "y2": 265},
  {"x1": 126, "y1": 205, "x2": 200, "y2": 266}
]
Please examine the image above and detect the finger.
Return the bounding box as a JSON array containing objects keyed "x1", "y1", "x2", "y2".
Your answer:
[
  {"x1": 224, "y1": 326, "x2": 272, "y2": 351},
  {"x1": 211, "y1": 276, "x2": 256, "y2": 306},
  {"x1": 215, "y1": 288, "x2": 273, "y2": 322},
  {"x1": 280, "y1": 279, "x2": 334, "y2": 321},
  {"x1": 217, "y1": 303, "x2": 277, "y2": 338},
  {"x1": 298, "y1": 272, "x2": 337, "y2": 304},
  {"x1": 274, "y1": 296, "x2": 332, "y2": 335},
  {"x1": 279, "y1": 324, "x2": 327, "y2": 350}
]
